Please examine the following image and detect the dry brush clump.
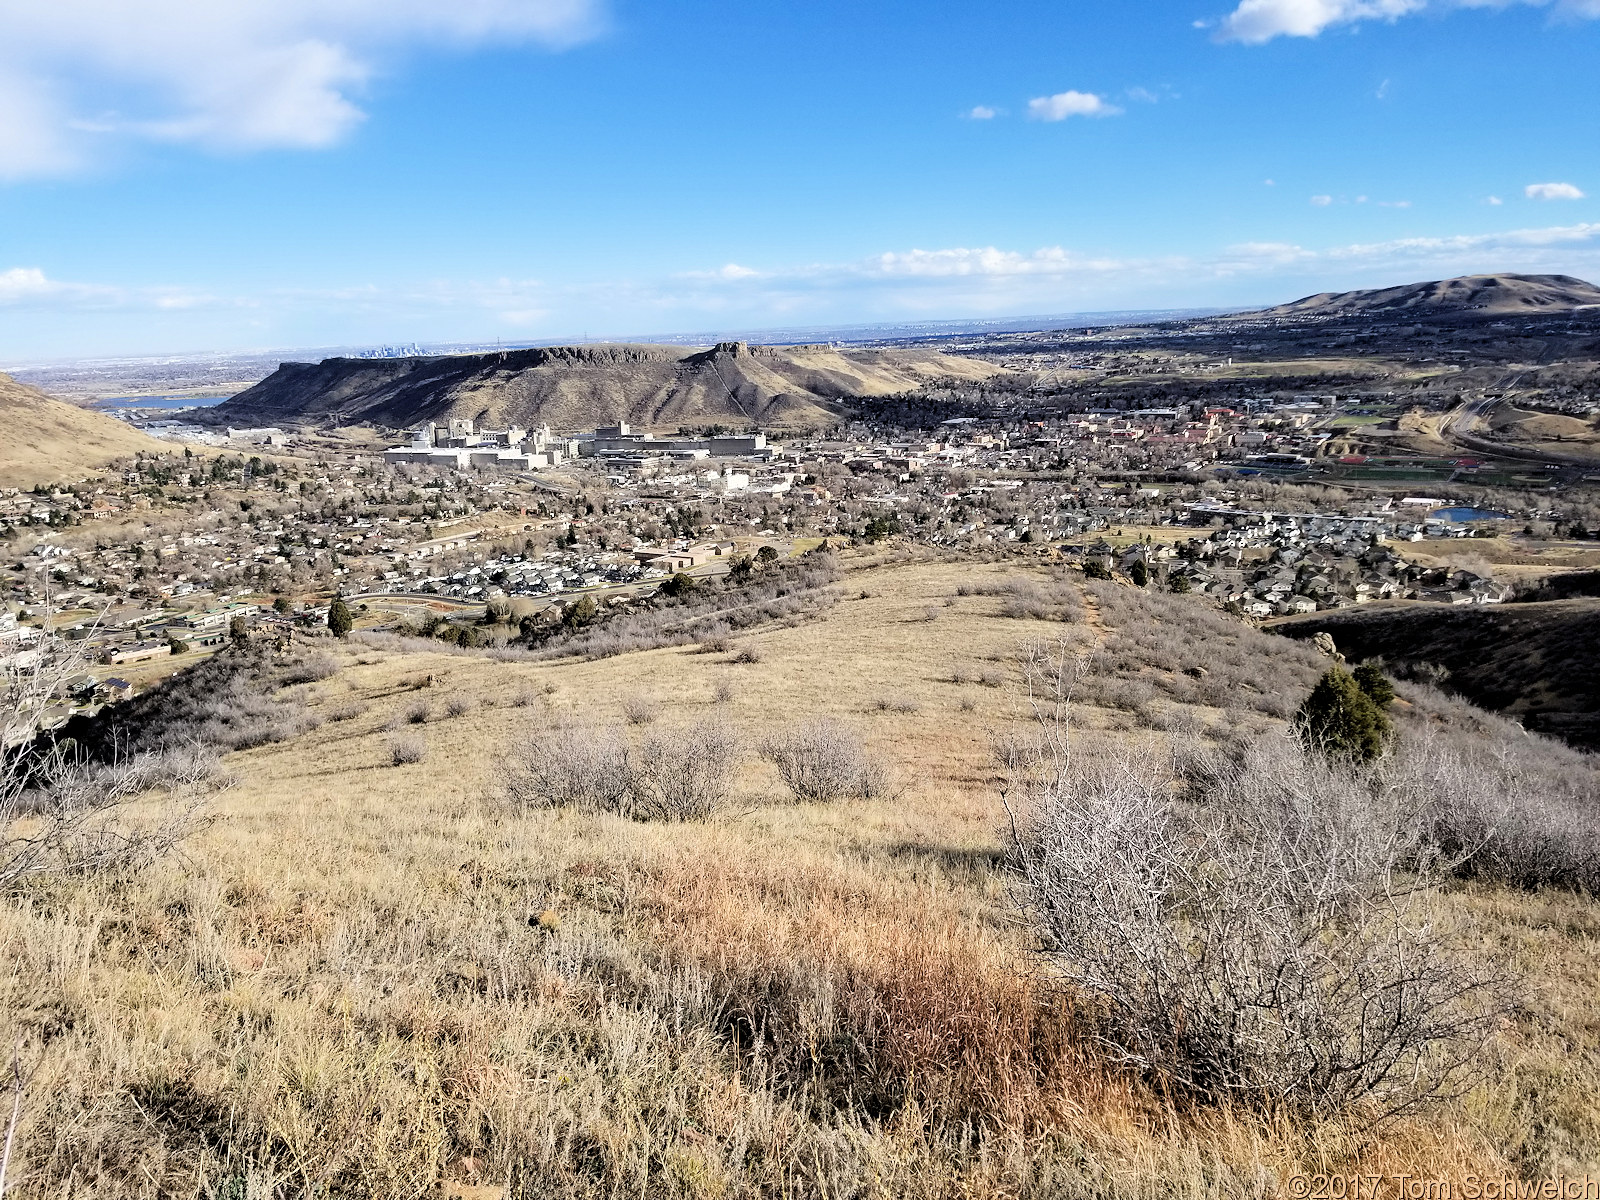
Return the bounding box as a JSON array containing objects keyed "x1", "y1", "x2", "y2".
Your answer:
[
  {"x1": 526, "y1": 554, "x2": 841, "y2": 661},
  {"x1": 761, "y1": 720, "x2": 896, "y2": 803},
  {"x1": 1001, "y1": 641, "x2": 1516, "y2": 1119},
  {"x1": 1399, "y1": 681, "x2": 1600, "y2": 892},
  {"x1": 502, "y1": 715, "x2": 740, "y2": 822},
  {"x1": 1007, "y1": 723, "x2": 1512, "y2": 1118},
  {"x1": 46, "y1": 643, "x2": 340, "y2": 758},
  {"x1": 4, "y1": 634, "x2": 225, "y2": 892},
  {"x1": 388, "y1": 733, "x2": 427, "y2": 765}
]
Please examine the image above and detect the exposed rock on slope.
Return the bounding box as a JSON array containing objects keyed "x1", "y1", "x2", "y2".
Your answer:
[
  {"x1": 0, "y1": 373, "x2": 168, "y2": 487},
  {"x1": 1254, "y1": 274, "x2": 1600, "y2": 319},
  {"x1": 211, "y1": 341, "x2": 1005, "y2": 430}
]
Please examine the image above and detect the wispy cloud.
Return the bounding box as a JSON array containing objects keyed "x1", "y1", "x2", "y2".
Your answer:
[
  {"x1": 10, "y1": 220, "x2": 1600, "y2": 346},
  {"x1": 0, "y1": 0, "x2": 604, "y2": 180},
  {"x1": 1526, "y1": 181, "x2": 1586, "y2": 200},
  {"x1": 1311, "y1": 194, "x2": 1333, "y2": 206},
  {"x1": 1026, "y1": 91, "x2": 1121, "y2": 120},
  {"x1": 965, "y1": 105, "x2": 999, "y2": 120},
  {"x1": 1216, "y1": 0, "x2": 1600, "y2": 44}
]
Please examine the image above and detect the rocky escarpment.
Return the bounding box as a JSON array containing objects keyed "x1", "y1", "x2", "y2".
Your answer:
[{"x1": 211, "y1": 341, "x2": 1004, "y2": 431}]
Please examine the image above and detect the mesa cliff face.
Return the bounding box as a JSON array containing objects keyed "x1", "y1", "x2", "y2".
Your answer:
[{"x1": 211, "y1": 341, "x2": 1003, "y2": 430}]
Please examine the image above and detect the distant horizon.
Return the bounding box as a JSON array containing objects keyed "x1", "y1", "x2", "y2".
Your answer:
[
  {"x1": 4, "y1": 0, "x2": 1598, "y2": 359},
  {"x1": 1, "y1": 304, "x2": 1255, "y2": 371}
]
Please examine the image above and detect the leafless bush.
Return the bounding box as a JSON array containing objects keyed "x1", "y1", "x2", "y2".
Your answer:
[
  {"x1": 731, "y1": 645, "x2": 764, "y2": 665},
  {"x1": 278, "y1": 650, "x2": 339, "y2": 685},
  {"x1": 508, "y1": 683, "x2": 542, "y2": 708},
  {"x1": 388, "y1": 734, "x2": 427, "y2": 766},
  {"x1": 874, "y1": 696, "x2": 921, "y2": 714},
  {"x1": 327, "y1": 701, "x2": 368, "y2": 722},
  {"x1": 712, "y1": 679, "x2": 736, "y2": 705},
  {"x1": 977, "y1": 669, "x2": 1005, "y2": 689},
  {"x1": 1399, "y1": 682, "x2": 1600, "y2": 892},
  {"x1": 1004, "y1": 670, "x2": 1510, "y2": 1118},
  {"x1": 443, "y1": 694, "x2": 474, "y2": 718},
  {"x1": 630, "y1": 722, "x2": 740, "y2": 821},
  {"x1": 404, "y1": 700, "x2": 430, "y2": 725},
  {"x1": 621, "y1": 695, "x2": 660, "y2": 725},
  {"x1": 502, "y1": 721, "x2": 633, "y2": 815},
  {"x1": 761, "y1": 720, "x2": 893, "y2": 803},
  {"x1": 957, "y1": 692, "x2": 978, "y2": 713},
  {"x1": 4, "y1": 634, "x2": 219, "y2": 890}
]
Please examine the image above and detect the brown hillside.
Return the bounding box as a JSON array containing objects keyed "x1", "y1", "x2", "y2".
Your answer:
[
  {"x1": 10, "y1": 556, "x2": 1599, "y2": 1192},
  {"x1": 1253, "y1": 273, "x2": 1600, "y2": 319},
  {"x1": 0, "y1": 373, "x2": 168, "y2": 488},
  {"x1": 1275, "y1": 597, "x2": 1600, "y2": 749},
  {"x1": 211, "y1": 341, "x2": 1005, "y2": 431}
]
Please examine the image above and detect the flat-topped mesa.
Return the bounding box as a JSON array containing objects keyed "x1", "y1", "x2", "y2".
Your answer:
[{"x1": 209, "y1": 340, "x2": 1006, "y2": 431}]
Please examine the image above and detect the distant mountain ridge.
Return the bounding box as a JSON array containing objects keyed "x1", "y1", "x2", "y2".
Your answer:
[
  {"x1": 1254, "y1": 273, "x2": 1600, "y2": 319},
  {"x1": 211, "y1": 341, "x2": 1005, "y2": 431}
]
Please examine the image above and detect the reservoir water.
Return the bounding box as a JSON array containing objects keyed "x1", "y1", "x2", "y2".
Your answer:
[
  {"x1": 91, "y1": 395, "x2": 230, "y2": 410},
  {"x1": 1433, "y1": 506, "x2": 1511, "y2": 522}
]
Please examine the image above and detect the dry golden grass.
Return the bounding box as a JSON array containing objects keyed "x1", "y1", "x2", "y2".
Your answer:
[
  {"x1": 0, "y1": 373, "x2": 170, "y2": 488},
  {"x1": 2, "y1": 556, "x2": 1596, "y2": 1196}
]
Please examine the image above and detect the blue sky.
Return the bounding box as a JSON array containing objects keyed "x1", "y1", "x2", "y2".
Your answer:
[{"x1": 1, "y1": 0, "x2": 1598, "y2": 360}]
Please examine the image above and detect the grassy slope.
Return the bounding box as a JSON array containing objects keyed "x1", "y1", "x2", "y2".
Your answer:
[
  {"x1": 4, "y1": 555, "x2": 1597, "y2": 1196},
  {"x1": 0, "y1": 373, "x2": 169, "y2": 488}
]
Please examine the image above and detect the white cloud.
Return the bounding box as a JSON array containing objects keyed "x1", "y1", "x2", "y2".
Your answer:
[
  {"x1": 1217, "y1": 0, "x2": 1600, "y2": 43},
  {"x1": 1026, "y1": 91, "x2": 1120, "y2": 121},
  {"x1": 1311, "y1": 194, "x2": 1333, "y2": 205},
  {"x1": 1219, "y1": 0, "x2": 1424, "y2": 43},
  {"x1": 965, "y1": 105, "x2": 998, "y2": 120},
  {"x1": 1487, "y1": 195, "x2": 1504, "y2": 205},
  {"x1": 1526, "y1": 181, "x2": 1586, "y2": 200},
  {"x1": 0, "y1": 0, "x2": 604, "y2": 178}
]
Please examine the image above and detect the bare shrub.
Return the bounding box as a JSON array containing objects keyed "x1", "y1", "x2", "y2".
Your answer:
[
  {"x1": 404, "y1": 700, "x2": 430, "y2": 725},
  {"x1": 508, "y1": 683, "x2": 542, "y2": 708},
  {"x1": 1400, "y1": 682, "x2": 1600, "y2": 892},
  {"x1": 278, "y1": 650, "x2": 339, "y2": 685},
  {"x1": 731, "y1": 645, "x2": 764, "y2": 665},
  {"x1": 4, "y1": 634, "x2": 219, "y2": 889},
  {"x1": 712, "y1": 679, "x2": 736, "y2": 705},
  {"x1": 327, "y1": 701, "x2": 368, "y2": 722},
  {"x1": 1004, "y1": 658, "x2": 1510, "y2": 1117},
  {"x1": 977, "y1": 669, "x2": 1005, "y2": 689},
  {"x1": 874, "y1": 696, "x2": 920, "y2": 714},
  {"x1": 761, "y1": 720, "x2": 889, "y2": 803},
  {"x1": 630, "y1": 722, "x2": 740, "y2": 821},
  {"x1": 957, "y1": 692, "x2": 978, "y2": 713},
  {"x1": 621, "y1": 695, "x2": 660, "y2": 725},
  {"x1": 443, "y1": 694, "x2": 474, "y2": 718},
  {"x1": 388, "y1": 734, "x2": 427, "y2": 766},
  {"x1": 503, "y1": 721, "x2": 633, "y2": 815}
]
